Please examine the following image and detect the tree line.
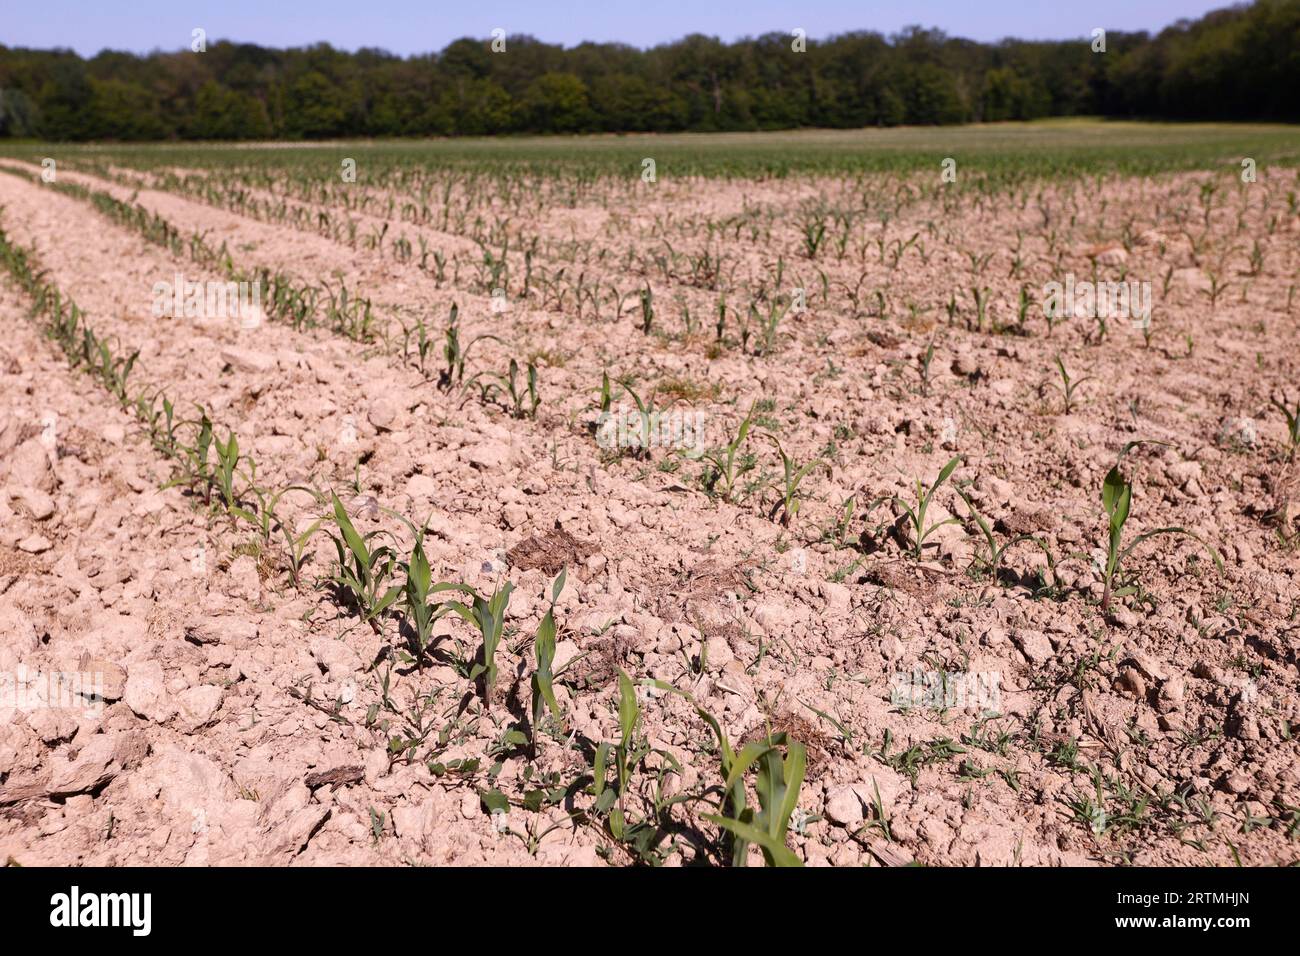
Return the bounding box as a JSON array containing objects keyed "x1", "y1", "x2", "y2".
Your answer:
[{"x1": 0, "y1": 0, "x2": 1295, "y2": 141}]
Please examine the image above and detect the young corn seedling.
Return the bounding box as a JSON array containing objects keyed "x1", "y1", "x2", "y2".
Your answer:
[
  {"x1": 1242, "y1": 239, "x2": 1263, "y2": 277},
  {"x1": 498, "y1": 358, "x2": 540, "y2": 419},
  {"x1": 280, "y1": 510, "x2": 322, "y2": 590},
  {"x1": 616, "y1": 379, "x2": 658, "y2": 460},
  {"x1": 1139, "y1": 312, "x2": 1154, "y2": 349},
  {"x1": 965, "y1": 249, "x2": 994, "y2": 274},
  {"x1": 815, "y1": 495, "x2": 858, "y2": 549},
  {"x1": 880, "y1": 456, "x2": 962, "y2": 561},
  {"x1": 969, "y1": 286, "x2": 991, "y2": 332},
  {"x1": 691, "y1": 404, "x2": 755, "y2": 502},
  {"x1": 530, "y1": 569, "x2": 567, "y2": 740},
  {"x1": 762, "y1": 433, "x2": 825, "y2": 528},
  {"x1": 211, "y1": 430, "x2": 248, "y2": 517},
  {"x1": 748, "y1": 297, "x2": 790, "y2": 356},
  {"x1": 644, "y1": 678, "x2": 805, "y2": 866},
  {"x1": 597, "y1": 370, "x2": 614, "y2": 414},
  {"x1": 1269, "y1": 392, "x2": 1300, "y2": 462},
  {"x1": 702, "y1": 729, "x2": 807, "y2": 868},
  {"x1": 326, "y1": 494, "x2": 402, "y2": 631},
  {"x1": 323, "y1": 280, "x2": 376, "y2": 342},
  {"x1": 397, "y1": 527, "x2": 443, "y2": 669},
  {"x1": 1016, "y1": 284, "x2": 1031, "y2": 333},
  {"x1": 916, "y1": 340, "x2": 936, "y2": 396},
  {"x1": 802, "y1": 217, "x2": 826, "y2": 259},
  {"x1": 1088, "y1": 309, "x2": 1109, "y2": 345},
  {"x1": 133, "y1": 388, "x2": 162, "y2": 439},
  {"x1": 437, "y1": 303, "x2": 500, "y2": 391},
  {"x1": 402, "y1": 314, "x2": 437, "y2": 377},
  {"x1": 638, "y1": 285, "x2": 654, "y2": 335},
  {"x1": 589, "y1": 371, "x2": 624, "y2": 445},
  {"x1": 235, "y1": 479, "x2": 313, "y2": 549},
  {"x1": 1050, "y1": 355, "x2": 1092, "y2": 414},
  {"x1": 674, "y1": 295, "x2": 695, "y2": 336},
  {"x1": 94, "y1": 339, "x2": 140, "y2": 405},
  {"x1": 442, "y1": 580, "x2": 514, "y2": 710},
  {"x1": 593, "y1": 670, "x2": 644, "y2": 842},
  {"x1": 1098, "y1": 443, "x2": 1223, "y2": 615},
  {"x1": 587, "y1": 670, "x2": 684, "y2": 863},
  {"x1": 1204, "y1": 272, "x2": 1230, "y2": 310},
  {"x1": 162, "y1": 408, "x2": 215, "y2": 504},
  {"x1": 150, "y1": 395, "x2": 179, "y2": 458}
]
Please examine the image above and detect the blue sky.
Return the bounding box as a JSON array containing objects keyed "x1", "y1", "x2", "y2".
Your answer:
[{"x1": 4, "y1": 0, "x2": 1234, "y2": 56}]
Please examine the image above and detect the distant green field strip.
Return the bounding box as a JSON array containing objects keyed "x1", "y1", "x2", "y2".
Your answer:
[{"x1": 4, "y1": 121, "x2": 1298, "y2": 180}]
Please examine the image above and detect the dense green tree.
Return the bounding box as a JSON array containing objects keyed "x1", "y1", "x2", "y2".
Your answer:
[
  {"x1": 982, "y1": 68, "x2": 1049, "y2": 121},
  {"x1": 442, "y1": 78, "x2": 514, "y2": 135},
  {"x1": 190, "y1": 81, "x2": 271, "y2": 138},
  {"x1": 590, "y1": 75, "x2": 685, "y2": 131},
  {"x1": 521, "y1": 72, "x2": 592, "y2": 132},
  {"x1": 0, "y1": 2, "x2": 1294, "y2": 141},
  {"x1": 285, "y1": 70, "x2": 347, "y2": 137},
  {"x1": 0, "y1": 88, "x2": 40, "y2": 136},
  {"x1": 34, "y1": 58, "x2": 94, "y2": 140},
  {"x1": 86, "y1": 78, "x2": 165, "y2": 139},
  {"x1": 899, "y1": 62, "x2": 966, "y2": 124}
]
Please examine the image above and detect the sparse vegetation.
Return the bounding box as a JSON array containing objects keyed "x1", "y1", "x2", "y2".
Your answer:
[{"x1": 0, "y1": 112, "x2": 1294, "y2": 872}]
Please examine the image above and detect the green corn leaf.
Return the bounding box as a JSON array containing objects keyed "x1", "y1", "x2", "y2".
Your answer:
[
  {"x1": 704, "y1": 814, "x2": 803, "y2": 868},
  {"x1": 617, "y1": 670, "x2": 639, "y2": 748},
  {"x1": 1102, "y1": 465, "x2": 1128, "y2": 520},
  {"x1": 331, "y1": 494, "x2": 370, "y2": 571},
  {"x1": 722, "y1": 740, "x2": 773, "y2": 797},
  {"x1": 774, "y1": 743, "x2": 807, "y2": 836},
  {"x1": 593, "y1": 742, "x2": 611, "y2": 800},
  {"x1": 1121, "y1": 526, "x2": 1225, "y2": 571}
]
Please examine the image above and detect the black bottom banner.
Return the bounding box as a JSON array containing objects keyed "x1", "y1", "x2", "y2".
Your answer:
[{"x1": 1, "y1": 865, "x2": 1281, "y2": 940}]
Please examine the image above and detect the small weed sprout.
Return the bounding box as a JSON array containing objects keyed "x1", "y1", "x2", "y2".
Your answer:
[{"x1": 955, "y1": 485, "x2": 1055, "y2": 586}]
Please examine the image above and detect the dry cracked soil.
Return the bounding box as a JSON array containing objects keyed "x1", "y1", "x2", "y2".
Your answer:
[{"x1": 0, "y1": 154, "x2": 1297, "y2": 867}]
